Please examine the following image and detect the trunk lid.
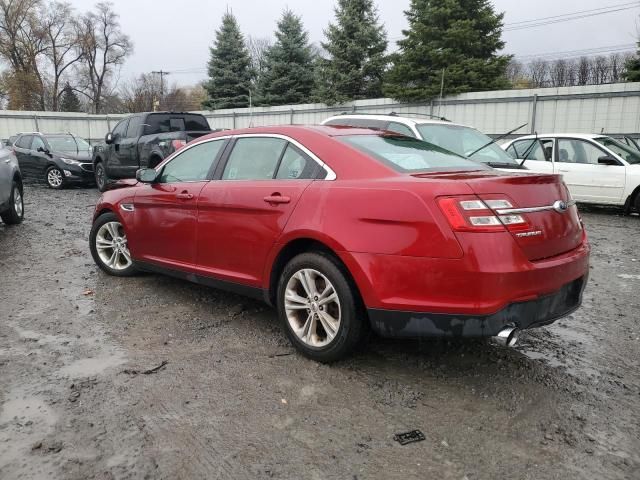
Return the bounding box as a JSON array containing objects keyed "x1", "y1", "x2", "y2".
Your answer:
[{"x1": 461, "y1": 171, "x2": 583, "y2": 261}]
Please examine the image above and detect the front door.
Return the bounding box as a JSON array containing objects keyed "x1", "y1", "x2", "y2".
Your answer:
[
  {"x1": 130, "y1": 138, "x2": 226, "y2": 269},
  {"x1": 196, "y1": 137, "x2": 319, "y2": 286},
  {"x1": 555, "y1": 138, "x2": 625, "y2": 203},
  {"x1": 29, "y1": 136, "x2": 50, "y2": 178}
]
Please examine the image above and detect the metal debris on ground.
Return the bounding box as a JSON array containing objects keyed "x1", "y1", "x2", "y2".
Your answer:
[
  {"x1": 393, "y1": 430, "x2": 426, "y2": 445},
  {"x1": 122, "y1": 360, "x2": 168, "y2": 375}
]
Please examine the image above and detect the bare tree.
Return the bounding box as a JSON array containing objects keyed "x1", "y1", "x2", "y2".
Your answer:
[
  {"x1": 576, "y1": 57, "x2": 591, "y2": 85},
  {"x1": 591, "y1": 55, "x2": 610, "y2": 84},
  {"x1": 120, "y1": 73, "x2": 160, "y2": 113},
  {"x1": 549, "y1": 59, "x2": 576, "y2": 87},
  {"x1": 0, "y1": 0, "x2": 49, "y2": 109},
  {"x1": 246, "y1": 36, "x2": 272, "y2": 85},
  {"x1": 42, "y1": 1, "x2": 83, "y2": 111},
  {"x1": 528, "y1": 59, "x2": 549, "y2": 87},
  {"x1": 76, "y1": 2, "x2": 132, "y2": 113},
  {"x1": 505, "y1": 58, "x2": 524, "y2": 85}
]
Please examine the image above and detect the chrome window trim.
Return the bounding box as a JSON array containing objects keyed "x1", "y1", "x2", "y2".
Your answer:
[{"x1": 230, "y1": 133, "x2": 337, "y2": 180}]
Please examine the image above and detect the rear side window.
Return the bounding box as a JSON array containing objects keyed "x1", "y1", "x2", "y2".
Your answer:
[
  {"x1": 16, "y1": 135, "x2": 32, "y2": 149},
  {"x1": 340, "y1": 135, "x2": 486, "y2": 172},
  {"x1": 275, "y1": 144, "x2": 318, "y2": 179},
  {"x1": 159, "y1": 140, "x2": 225, "y2": 183},
  {"x1": 145, "y1": 114, "x2": 211, "y2": 134},
  {"x1": 222, "y1": 137, "x2": 287, "y2": 180}
]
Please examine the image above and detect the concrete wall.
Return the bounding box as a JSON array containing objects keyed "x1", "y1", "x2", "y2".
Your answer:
[{"x1": 2, "y1": 82, "x2": 639, "y2": 143}]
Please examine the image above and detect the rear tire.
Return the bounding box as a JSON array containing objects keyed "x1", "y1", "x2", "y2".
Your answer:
[
  {"x1": 90, "y1": 212, "x2": 138, "y2": 277},
  {"x1": 45, "y1": 166, "x2": 64, "y2": 189},
  {"x1": 1, "y1": 181, "x2": 24, "y2": 225},
  {"x1": 277, "y1": 252, "x2": 366, "y2": 363},
  {"x1": 634, "y1": 192, "x2": 640, "y2": 214}
]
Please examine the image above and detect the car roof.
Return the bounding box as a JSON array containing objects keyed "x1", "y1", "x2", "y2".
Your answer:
[
  {"x1": 507, "y1": 133, "x2": 606, "y2": 142},
  {"x1": 321, "y1": 114, "x2": 466, "y2": 128}
]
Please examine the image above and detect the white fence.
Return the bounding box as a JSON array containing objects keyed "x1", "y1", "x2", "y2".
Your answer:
[{"x1": 2, "y1": 82, "x2": 639, "y2": 144}]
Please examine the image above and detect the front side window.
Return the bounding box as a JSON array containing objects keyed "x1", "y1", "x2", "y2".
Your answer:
[
  {"x1": 159, "y1": 140, "x2": 225, "y2": 183},
  {"x1": 112, "y1": 119, "x2": 128, "y2": 138},
  {"x1": 275, "y1": 144, "x2": 318, "y2": 179},
  {"x1": 222, "y1": 137, "x2": 287, "y2": 180},
  {"x1": 126, "y1": 116, "x2": 143, "y2": 138},
  {"x1": 340, "y1": 135, "x2": 487, "y2": 173},
  {"x1": 594, "y1": 137, "x2": 640, "y2": 165},
  {"x1": 46, "y1": 136, "x2": 91, "y2": 153},
  {"x1": 557, "y1": 139, "x2": 609, "y2": 165},
  {"x1": 31, "y1": 136, "x2": 46, "y2": 152}
]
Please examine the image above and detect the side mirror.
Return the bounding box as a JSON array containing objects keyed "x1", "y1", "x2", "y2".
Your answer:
[
  {"x1": 598, "y1": 155, "x2": 618, "y2": 166},
  {"x1": 105, "y1": 132, "x2": 114, "y2": 144},
  {"x1": 136, "y1": 168, "x2": 158, "y2": 183},
  {"x1": 37, "y1": 146, "x2": 51, "y2": 156}
]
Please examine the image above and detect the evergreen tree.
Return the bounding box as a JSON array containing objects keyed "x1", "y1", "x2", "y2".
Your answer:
[
  {"x1": 624, "y1": 42, "x2": 640, "y2": 82},
  {"x1": 385, "y1": 0, "x2": 511, "y2": 102},
  {"x1": 257, "y1": 10, "x2": 315, "y2": 106},
  {"x1": 318, "y1": 0, "x2": 388, "y2": 104},
  {"x1": 59, "y1": 83, "x2": 81, "y2": 112},
  {"x1": 203, "y1": 12, "x2": 253, "y2": 109}
]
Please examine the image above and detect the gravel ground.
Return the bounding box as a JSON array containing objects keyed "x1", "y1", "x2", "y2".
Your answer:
[{"x1": 0, "y1": 184, "x2": 639, "y2": 480}]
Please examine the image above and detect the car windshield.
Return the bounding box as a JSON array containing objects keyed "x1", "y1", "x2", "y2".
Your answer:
[
  {"x1": 46, "y1": 135, "x2": 91, "y2": 153},
  {"x1": 340, "y1": 134, "x2": 488, "y2": 173},
  {"x1": 594, "y1": 137, "x2": 640, "y2": 165},
  {"x1": 416, "y1": 124, "x2": 519, "y2": 166}
]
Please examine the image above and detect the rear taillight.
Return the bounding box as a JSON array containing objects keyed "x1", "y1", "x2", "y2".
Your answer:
[
  {"x1": 438, "y1": 196, "x2": 529, "y2": 233},
  {"x1": 171, "y1": 140, "x2": 187, "y2": 151}
]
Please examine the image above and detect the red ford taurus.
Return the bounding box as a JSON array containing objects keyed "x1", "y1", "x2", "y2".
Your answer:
[{"x1": 90, "y1": 126, "x2": 590, "y2": 362}]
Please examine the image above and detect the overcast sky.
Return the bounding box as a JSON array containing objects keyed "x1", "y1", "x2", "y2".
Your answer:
[{"x1": 66, "y1": 0, "x2": 640, "y2": 87}]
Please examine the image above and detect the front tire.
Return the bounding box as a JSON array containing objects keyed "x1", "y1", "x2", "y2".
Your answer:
[
  {"x1": 1, "y1": 181, "x2": 24, "y2": 225},
  {"x1": 90, "y1": 212, "x2": 137, "y2": 276},
  {"x1": 277, "y1": 252, "x2": 366, "y2": 362},
  {"x1": 46, "y1": 166, "x2": 64, "y2": 189}
]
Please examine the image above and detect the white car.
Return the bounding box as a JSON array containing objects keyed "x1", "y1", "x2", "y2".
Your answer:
[
  {"x1": 321, "y1": 113, "x2": 524, "y2": 170},
  {"x1": 502, "y1": 134, "x2": 640, "y2": 212}
]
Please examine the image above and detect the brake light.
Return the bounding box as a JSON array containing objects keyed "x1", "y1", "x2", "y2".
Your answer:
[
  {"x1": 438, "y1": 196, "x2": 529, "y2": 233},
  {"x1": 171, "y1": 140, "x2": 187, "y2": 151}
]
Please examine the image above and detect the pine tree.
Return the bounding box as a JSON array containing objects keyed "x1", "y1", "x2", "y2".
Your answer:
[
  {"x1": 318, "y1": 0, "x2": 388, "y2": 104},
  {"x1": 203, "y1": 12, "x2": 253, "y2": 110},
  {"x1": 385, "y1": 0, "x2": 511, "y2": 102},
  {"x1": 59, "y1": 84, "x2": 81, "y2": 112},
  {"x1": 257, "y1": 10, "x2": 315, "y2": 106},
  {"x1": 624, "y1": 42, "x2": 640, "y2": 82}
]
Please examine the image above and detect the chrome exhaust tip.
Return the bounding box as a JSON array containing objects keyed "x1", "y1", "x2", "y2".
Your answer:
[{"x1": 493, "y1": 326, "x2": 519, "y2": 347}]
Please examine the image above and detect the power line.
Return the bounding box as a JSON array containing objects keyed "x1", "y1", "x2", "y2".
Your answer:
[
  {"x1": 513, "y1": 43, "x2": 637, "y2": 61},
  {"x1": 505, "y1": 2, "x2": 639, "y2": 26},
  {"x1": 504, "y1": 4, "x2": 640, "y2": 31}
]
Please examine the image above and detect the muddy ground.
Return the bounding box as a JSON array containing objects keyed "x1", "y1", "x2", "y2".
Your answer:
[{"x1": 0, "y1": 184, "x2": 639, "y2": 480}]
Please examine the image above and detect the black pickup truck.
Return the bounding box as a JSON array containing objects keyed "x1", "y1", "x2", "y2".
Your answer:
[{"x1": 93, "y1": 112, "x2": 214, "y2": 191}]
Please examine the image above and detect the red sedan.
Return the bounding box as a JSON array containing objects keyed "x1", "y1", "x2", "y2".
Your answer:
[{"x1": 89, "y1": 126, "x2": 590, "y2": 362}]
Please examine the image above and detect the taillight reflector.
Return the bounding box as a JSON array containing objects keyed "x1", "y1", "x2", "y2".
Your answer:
[{"x1": 438, "y1": 196, "x2": 529, "y2": 233}]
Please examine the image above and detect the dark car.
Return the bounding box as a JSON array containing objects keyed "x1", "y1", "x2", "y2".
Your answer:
[
  {"x1": 93, "y1": 112, "x2": 214, "y2": 191},
  {"x1": 12, "y1": 133, "x2": 94, "y2": 189},
  {"x1": 0, "y1": 145, "x2": 23, "y2": 224},
  {"x1": 5, "y1": 135, "x2": 18, "y2": 148}
]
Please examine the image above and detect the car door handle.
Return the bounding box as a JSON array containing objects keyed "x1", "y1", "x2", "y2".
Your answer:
[
  {"x1": 176, "y1": 192, "x2": 194, "y2": 200},
  {"x1": 264, "y1": 194, "x2": 291, "y2": 205},
  {"x1": 558, "y1": 169, "x2": 570, "y2": 173}
]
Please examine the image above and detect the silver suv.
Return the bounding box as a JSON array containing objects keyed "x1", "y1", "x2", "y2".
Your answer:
[
  {"x1": 322, "y1": 113, "x2": 522, "y2": 169},
  {"x1": 0, "y1": 146, "x2": 24, "y2": 225}
]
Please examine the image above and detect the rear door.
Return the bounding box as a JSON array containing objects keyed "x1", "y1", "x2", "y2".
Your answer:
[
  {"x1": 195, "y1": 136, "x2": 319, "y2": 285},
  {"x1": 13, "y1": 136, "x2": 34, "y2": 178},
  {"x1": 130, "y1": 138, "x2": 227, "y2": 269},
  {"x1": 29, "y1": 136, "x2": 50, "y2": 178},
  {"x1": 555, "y1": 138, "x2": 625, "y2": 204}
]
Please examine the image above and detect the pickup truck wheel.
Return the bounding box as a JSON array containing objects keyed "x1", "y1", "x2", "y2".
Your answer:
[
  {"x1": 46, "y1": 166, "x2": 64, "y2": 189},
  {"x1": 95, "y1": 161, "x2": 108, "y2": 192},
  {"x1": 1, "y1": 181, "x2": 24, "y2": 225}
]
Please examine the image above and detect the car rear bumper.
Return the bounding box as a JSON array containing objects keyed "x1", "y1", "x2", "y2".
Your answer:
[{"x1": 367, "y1": 275, "x2": 587, "y2": 338}]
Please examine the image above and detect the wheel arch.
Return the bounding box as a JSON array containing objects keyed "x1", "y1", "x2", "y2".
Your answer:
[
  {"x1": 266, "y1": 237, "x2": 367, "y2": 318},
  {"x1": 624, "y1": 184, "x2": 640, "y2": 213}
]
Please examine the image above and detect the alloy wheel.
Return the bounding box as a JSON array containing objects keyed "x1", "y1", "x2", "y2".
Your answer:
[
  {"x1": 47, "y1": 168, "x2": 63, "y2": 188},
  {"x1": 13, "y1": 185, "x2": 23, "y2": 218},
  {"x1": 284, "y1": 268, "x2": 341, "y2": 347},
  {"x1": 95, "y1": 221, "x2": 132, "y2": 271},
  {"x1": 95, "y1": 163, "x2": 105, "y2": 190}
]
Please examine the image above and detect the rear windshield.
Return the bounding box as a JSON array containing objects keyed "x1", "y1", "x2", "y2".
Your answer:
[
  {"x1": 595, "y1": 137, "x2": 640, "y2": 165},
  {"x1": 144, "y1": 114, "x2": 211, "y2": 135},
  {"x1": 340, "y1": 135, "x2": 487, "y2": 172},
  {"x1": 46, "y1": 135, "x2": 91, "y2": 153}
]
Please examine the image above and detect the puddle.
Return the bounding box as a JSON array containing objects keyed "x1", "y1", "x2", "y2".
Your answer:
[{"x1": 58, "y1": 350, "x2": 126, "y2": 378}]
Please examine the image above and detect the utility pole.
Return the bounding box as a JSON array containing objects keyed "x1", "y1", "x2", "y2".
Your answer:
[{"x1": 152, "y1": 70, "x2": 171, "y2": 110}]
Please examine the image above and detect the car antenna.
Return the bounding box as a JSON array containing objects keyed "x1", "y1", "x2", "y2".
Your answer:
[
  {"x1": 519, "y1": 131, "x2": 539, "y2": 167},
  {"x1": 467, "y1": 122, "x2": 528, "y2": 158}
]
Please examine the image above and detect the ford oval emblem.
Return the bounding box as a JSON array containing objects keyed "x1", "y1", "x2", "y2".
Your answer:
[{"x1": 553, "y1": 200, "x2": 569, "y2": 213}]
